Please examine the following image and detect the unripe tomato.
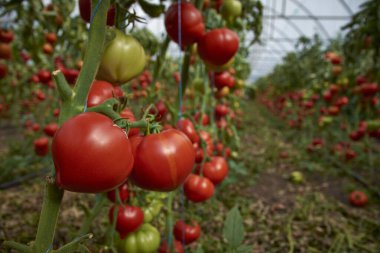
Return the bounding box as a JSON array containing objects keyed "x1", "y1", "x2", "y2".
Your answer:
[
  {"x1": 116, "y1": 224, "x2": 160, "y2": 253},
  {"x1": 173, "y1": 220, "x2": 201, "y2": 245},
  {"x1": 0, "y1": 43, "x2": 12, "y2": 59},
  {"x1": 197, "y1": 28, "x2": 239, "y2": 66},
  {"x1": 79, "y1": 0, "x2": 115, "y2": 26},
  {"x1": 130, "y1": 129, "x2": 195, "y2": 191},
  {"x1": 184, "y1": 174, "x2": 214, "y2": 202},
  {"x1": 52, "y1": 112, "x2": 134, "y2": 193},
  {"x1": 34, "y1": 137, "x2": 49, "y2": 156},
  {"x1": 202, "y1": 156, "x2": 228, "y2": 184},
  {"x1": 43, "y1": 123, "x2": 59, "y2": 137},
  {"x1": 97, "y1": 28, "x2": 146, "y2": 84},
  {"x1": 220, "y1": 0, "x2": 242, "y2": 23},
  {"x1": 349, "y1": 191, "x2": 368, "y2": 207},
  {"x1": 165, "y1": 2, "x2": 205, "y2": 47},
  {"x1": 109, "y1": 205, "x2": 144, "y2": 239},
  {"x1": 176, "y1": 118, "x2": 200, "y2": 143},
  {"x1": 143, "y1": 199, "x2": 163, "y2": 223}
]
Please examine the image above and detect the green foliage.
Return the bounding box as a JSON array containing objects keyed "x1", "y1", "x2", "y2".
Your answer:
[
  {"x1": 131, "y1": 28, "x2": 160, "y2": 56},
  {"x1": 223, "y1": 206, "x2": 246, "y2": 250}
]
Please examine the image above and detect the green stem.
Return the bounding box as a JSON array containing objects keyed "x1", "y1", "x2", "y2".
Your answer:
[
  {"x1": 33, "y1": 179, "x2": 64, "y2": 253},
  {"x1": 53, "y1": 71, "x2": 72, "y2": 103},
  {"x1": 153, "y1": 36, "x2": 170, "y2": 82},
  {"x1": 54, "y1": 234, "x2": 93, "y2": 253},
  {"x1": 180, "y1": 49, "x2": 191, "y2": 97},
  {"x1": 165, "y1": 191, "x2": 174, "y2": 251},
  {"x1": 3, "y1": 241, "x2": 32, "y2": 253},
  {"x1": 87, "y1": 98, "x2": 121, "y2": 121},
  {"x1": 72, "y1": 0, "x2": 111, "y2": 113},
  {"x1": 77, "y1": 195, "x2": 107, "y2": 236}
]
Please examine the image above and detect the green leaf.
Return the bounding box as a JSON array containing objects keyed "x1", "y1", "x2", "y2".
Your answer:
[
  {"x1": 223, "y1": 206, "x2": 245, "y2": 248},
  {"x1": 236, "y1": 245, "x2": 253, "y2": 253}
]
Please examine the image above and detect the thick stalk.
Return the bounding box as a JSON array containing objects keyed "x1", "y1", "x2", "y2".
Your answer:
[
  {"x1": 153, "y1": 36, "x2": 170, "y2": 82},
  {"x1": 33, "y1": 180, "x2": 64, "y2": 253},
  {"x1": 72, "y1": 0, "x2": 111, "y2": 113},
  {"x1": 77, "y1": 195, "x2": 107, "y2": 236}
]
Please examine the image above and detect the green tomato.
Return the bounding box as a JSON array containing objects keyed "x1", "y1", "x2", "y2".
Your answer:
[
  {"x1": 116, "y1": 224, "x2": 160, "y2": 253},
  {"x1": 143, "y1": 199, "x2": 163, "y2": 223},
  {"x1": 192, "y1": 78, "x2": 205, "y2": 93},
  {"x1": 97, "y1": 28, "x2": 146, "y2": 84},
  {"x1": 290, "y1": 171, "x2": 304, "y2": 184},
  {"x1": 220, "y1": 0, "x2": 242, "y2": 23}
]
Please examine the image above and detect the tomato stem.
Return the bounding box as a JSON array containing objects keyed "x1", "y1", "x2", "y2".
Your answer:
[
  {"x1": 2, "y1": 241, "x2": 31, "y2": 253},
  {"x1": 153, "y1": 36, "x2": 170, "y2": 82},
  {"x1": 77, "y1": 194, "x2": 107, "y2": 236}
]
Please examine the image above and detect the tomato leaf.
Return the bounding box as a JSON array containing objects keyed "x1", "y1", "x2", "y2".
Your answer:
[{"x1": 223, "y1": 205, "x2": 245, "y2": 248}]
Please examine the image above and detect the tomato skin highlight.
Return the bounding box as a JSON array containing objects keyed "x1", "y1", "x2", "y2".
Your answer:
[
  {"x1": 130, "y1": 129, "x2": 195, "y2": 192},
  {"x1": 52, "y1": 112, "x2": 134, "y2": 193},
  {"x1": 165, "y1": 2, "x2": 205, "y2": 47},
  {"x1": 197, "y1": 28, "x2": 239, "y2": 66}
]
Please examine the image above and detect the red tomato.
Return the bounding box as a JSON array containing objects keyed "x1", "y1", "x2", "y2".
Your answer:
[
  {"x1": 0, "y1": 30, "x2": 14, "y2": 43},
  {"x1": 159, "y1": 240, "x2": 184, "y2": 253},
  {"x1": 130, "y1": 129, "x2": 195, "y2": 191},
  {"x1": 120, "y1": 108, "x2": 140, "y2": 137},
  {"x1": 107, "y1": 183, "x2": 130, "y2": 203},
  {"x1": 52, "y1": 112, "x2": 134, "y2": 193},
  {"x1": 78, "y1": 0, "x2": 115, "y2": 26},
  {"x1": 32, "y1": 123, "x2": 40, "y2": 132},
  {"x1": 109, "y1": 205, "x2": 144, "y2": 239},
  {"x1": 184, "y1": 174, "x2": 214, "y2": 202},
  {"x1": 210, "y1": 71, "x2": 235, "y2": 89},
  {"x1": 165, "y1": 2, "x2": 205, "y2": 47},
  {"x1": 197, "y1": 28, "x2": 239, "y2": 66},
  {"x1": 176, "y1": 118, "x2": 200, "y2": 143},
  {"x1": 152, "y1": 100, "x2": 168, "y2": 120},
  {"x1": 215, "y1": 104, "x2": 229, "y2": 118},
  {"x1": 202, "y1": 156, "x2": 228, "y2": 185},
  {"x1": 0, "y1": 63, "x2": 7, "y2": 79},
  {"x1": 34, "y1": 137, "x2": 49, "y2": 156},
  {"x1": 62, "y1": 68, "x2": 80, "y2": 85},
  {"x1": 345, "y1": 149, "x2": 356, "y2": 161},
  {"x1": 349, "y1": 191, "x2": 368, "y2": 207},
  {"x1": 53, "y1": 108, "x2": 60, "y2": 117},
  {"x1": 45, "y1": 32, "x2": 58, "y2": 44},
  {"x1": 198, "y1": 130, "x2": 214, "y2": 156},
  {"x1": 87, "y1": 80, "x2": 115, "y2": 107},
  {"x1": 0, "y1": 43, "x2": 12, "y2": 59},
  {"x1": 43, "y1": 43, "x2": 54, "y2": 55},
  {"x1": 43, "y1": 123, "x2": 59, "y2": 137},
  {"x1": 360, "y1": 83, "x2": 378, "y2": 96},
  {"x1": 356, "y1": 75, "x2": 367, "y2": 85},
  {"x1": 194, "y1": 112, "x2": 209, "y2": 126},
  {"x1": 38, "y1": 69, "x2": 52, "y2": 84},
  {"x1": 173, "y1": 220, "x2": 201, "y2": 245},
  {"x1": 335, "y1": 96, "x2": 349, "y2": 107}
]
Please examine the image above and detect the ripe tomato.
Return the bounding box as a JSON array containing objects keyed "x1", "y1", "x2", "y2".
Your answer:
[
  {"x1": 38, "y1": 69, "x2": 52, "y2": 84},
  {"x1": 43, "y1": 123, "x2": 59, "y2": 137},
  {"x1": 0, "y1": 63, "x2": 7, "y2": 79},
  {"x1": 78, "y1": 0, "x2": 115, "y2": 26},
  {"x1": 107, "y1": 183, "x2": 131, "y2": 203},
  {"x1": 202, "y1": 156, "x2": 229, "y2": 184},
  {"x1": 345, "y1": 149, "x2": 356, "y2": 161},
  {"x1": 0, "y1": 43, "x2": 12, "y2": 59},
  {"x1": 210, "y1": 71, "x2": 235, "y2": 89},
  {"x1": 43, "y1": 43, "x2": 54, "y2": 55},
  {"x1": 176, "y1": 118, "x2": 200, "y2": 143},
  {"x1": 52, "y1": 112, "x2": 134, "y2": 193},
  {"x1": 0, "y1": 29, "x2": 14, "y2": 43},
  {"x1": 151, "y1": 100, "x2": 168, "y2": 120},
  {"x1": 184, "y1": 174, "x2": 214, "y2": 202},
  {"x1": 34, "y1": 137, "x2": 49, "y2": 156},
  {"x1": 198, "y1": 130, "x2": 214, "y2": 156},
  {"x1": 158, "y1": 240, "x2": 184, "y2": 253},
  {"x1": 165, "y1": 2, "x2": 205, "y2": 47},
  {"x1": 197, "y1": 28, "x2": 239, "y2": 66},
  {"x1": 86, "y1": 80, "x2": 116, "y2": 107},
  {"x1": 349, "y1": 191, "x2": 368, "y2": 207},
  {"x1": 45, "y1": 32, "x2": 58, "y2": 44},
  {"x1": 97, "y1": 28, "x2": 146, "y2": 84},
  {"x1": 130, "y1": 129, "x2": 195, "y2": 191},
  {"x1": 173, "y1": 220, "x2": 201, "y2": 245},
  {"x1": 62, "y1": 68, "x2": 80, "y2": 85},
  {"x1": 194, "y1": 112, "x2": 209, "y2": 126},
  {"x1": 109, "y1": 205, "x2": 144, "y2": 239},
  {"x1": 360, "y1": 83, "x2": 378, "y2": 96},
  {"x1": 215, "y1": 104, "x2": 229, "y2": 118},
  {"x1": 120, "y1": 108, "x2": 140, "y2": 137}
]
